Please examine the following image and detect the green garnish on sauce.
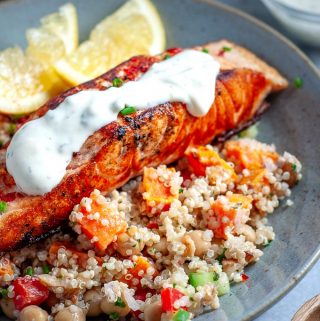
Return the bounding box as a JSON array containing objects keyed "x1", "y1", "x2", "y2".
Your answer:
[
  {"x1": 109, "y1": 312, "x2": 120, "y2": 320},
  {"x1": 173, "y1": 309, "x2": 190, "y2": 321},
  {"x1": 25, "y1": 267, "x2": 34, "y2": 276},
  {"x1": 120, "y1": 106, "x2": 136, "y2": 116},
  {"x1": 294, "y1": 77, "x2": 303, "y2": 88},
  {"x1": 202, "y1": 48, "x2": 209, "y2": 54},
  {"x1": 0, "y1": 201, "x2": 7, "y2": 213},
  {"x1": 115, "y1": 297, "x2": 126, "y2": 307},
  {"x1": 112, "y1": 77, "x2": 123, "y2": 87},
  {"x1": 222, "y1": 46, "x2": 232, "y2": 52}
]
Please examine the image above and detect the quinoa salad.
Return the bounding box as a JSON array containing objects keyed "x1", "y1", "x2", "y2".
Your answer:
[{"x1": 0, "y1": 134, "x2": 302, "y2": 321}]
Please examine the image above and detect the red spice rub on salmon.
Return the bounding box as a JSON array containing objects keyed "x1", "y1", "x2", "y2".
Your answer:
[{"x1": 0, "y1": 40, "x2": 288, "y2": 252}]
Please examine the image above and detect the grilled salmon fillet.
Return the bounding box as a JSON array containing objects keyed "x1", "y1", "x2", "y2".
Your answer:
[{"x1": 0, "y1": 41, "x2": 288, "y2": 252}]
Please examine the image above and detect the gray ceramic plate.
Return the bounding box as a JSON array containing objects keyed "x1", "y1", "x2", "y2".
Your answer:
[{"x1": 0, "y1": 0, "x2": 319, "y2": 320}]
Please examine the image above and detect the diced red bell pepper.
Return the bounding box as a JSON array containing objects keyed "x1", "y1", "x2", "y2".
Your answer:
[
  {"x1": 161, "y1": 288, "x2": 185, "y2": 312},
  {"x1": 241, "y1": 274, "x2": 249, "y2": 282},
  {"x1": 13, "y1": 276, "x2": 49, "y2": 310}
]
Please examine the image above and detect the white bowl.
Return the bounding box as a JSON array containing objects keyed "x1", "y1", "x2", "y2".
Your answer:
[{"x1": 262, "y1": 0, "x2": 320, "y2": 47}]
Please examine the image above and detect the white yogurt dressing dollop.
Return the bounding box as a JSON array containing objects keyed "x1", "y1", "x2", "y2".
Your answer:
[{"x1": 6, "y1": 50, "x2": 220, "y2": 195}]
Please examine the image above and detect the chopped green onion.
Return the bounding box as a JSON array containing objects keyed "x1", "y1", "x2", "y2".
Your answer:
[
  {"x1": 42, "y1": 265, "x2": 50, "y2": 274},
  {"x1": 217, "y1": 248, "x2": 227, "y2": 264},
  {"x1": 120, "y1": 106, "x2": 136, "y2": 116},
  {"x1": 25, "y1": 267, "x2": 34, "y2": 276},
  {"x1": 202, "y1": 48, "x2": 209, "y2": 54},
  {"x1": 7, "y1": 123, "x2": 16, "y2": 136},
  {"x1": 294, "y1": 77, "x2": 303, "y2": 89},
  {"x1": 222, "y1": 46, "x2": 232, "y2": 52},
  {"x1": 112, "y1": 77, "x2": 123, "y2": 87},
  {"x1": 115, "y1": 297, "x2": 126, "y2": 307},
  {"x1": 109, "y1": 312, "x2": 120, "y2": 320},
  {"x1": 0, "y1": 288, "x2": 8, "y2": 299},
  {"x1": 0, "y1": 201, "x2": 7, "y2": 213},
  {"x1": 291, "y1": 163, "x2": 297, "y2": 172},
  {"x1": 179, "y1": 188, "x2": 184, "y2": 194},
  {"x1": 173, "y1": 309, "x2": 190, "y2": 321}
]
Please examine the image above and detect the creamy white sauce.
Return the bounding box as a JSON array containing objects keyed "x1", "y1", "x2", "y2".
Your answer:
[{"x1": 6, "y1": 50, "x2": 220, "y2": 195}]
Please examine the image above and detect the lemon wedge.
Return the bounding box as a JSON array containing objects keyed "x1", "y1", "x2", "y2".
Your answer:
[
  {"x1": 55, "y1": 0, "x2": 166, "y2": 85},
  {"x1": 26, "y1": 3, "x2": 78, "y2": 65}
]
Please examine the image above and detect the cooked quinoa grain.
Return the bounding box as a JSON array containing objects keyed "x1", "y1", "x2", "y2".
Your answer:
[{"x1": 0, "y1": 137, "x2": 301, "y2": 321}]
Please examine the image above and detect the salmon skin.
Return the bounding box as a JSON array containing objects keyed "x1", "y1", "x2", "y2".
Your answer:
[{"x1": 0, "y1": 41, "x2": 287, "y2": 252}]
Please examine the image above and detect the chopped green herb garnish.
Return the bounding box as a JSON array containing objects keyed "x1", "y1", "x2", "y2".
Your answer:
[
  {"x1": 112, "y1": 77, "x2": 123, "y2": 87},
  {"x1": 173, "y1": 309, "x2": 190, "y2": 321},
  {"x1": 42, "y1": 264, "x2": 50, "y2": 274},
  {"x1": 0, "y1": 288, "x2": 8, "y2": 299},
  {"x1": 164, "y1": 54, "x2": 171, "y2": 60},
  {"x1": 264, "y1": 240, "x2": 273, "y2": 247},
  {"x1": 109, "y1": 312, "x2": 120, "y2": 320},
  {"x1": 7, "y1": 123, "x2": 16, "y2": 136},
  {"x1": 179, "y1": 188, "x2": 184, "y2": 194},
  {"x1": 202, "y1": 48, "x2": 209, "y2": 53},
  {"x1": 222, "y1": 46, "x2": 232, "y2": 52},
  {"x1": 291, "y1": 163, "x2": 297, "y2": 172},
  {"x1": 212, "y1": 271, "x2": 219, "y2": 281},
  {"x1": 0, "y1": 141, "x2": 3, "y2": 148},
  {"x1": 115, "y1": 297, "x2": 126, "y2": 307},
  {"x1": 120, "y1": 106, "x2": 136, "y2": 116},
  {"x1": 0, "y1": 201, "x2": 7, "y2": 213},
  {"x1": 294, "y1": 77, "x2": 303, "y2": 88},
  {"x1": 25, "y1": 267, "x2": 34, "y2": 276},
  {"x1": 217, "y1": 248, "x2": 227, "y2": 264}
]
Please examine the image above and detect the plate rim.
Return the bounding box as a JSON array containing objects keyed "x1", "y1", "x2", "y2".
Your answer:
[
  {"x1": 196, "y1": 1, "x2": 320, "y2": 320},
  {"x1": 0, "y1": 0, "x2": 319, "y2": 320}
]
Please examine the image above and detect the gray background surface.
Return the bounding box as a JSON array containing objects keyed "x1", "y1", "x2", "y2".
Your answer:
[{"x1": 217, "y1": 2, "x2": 320, "y2": 320}]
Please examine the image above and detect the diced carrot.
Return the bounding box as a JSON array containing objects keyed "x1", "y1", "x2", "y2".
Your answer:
[
  {"x1": 0, "y1": 258, "x2": 14, "y2": 277},
  {"x1": 142, "y1": 167, "x2": 179, "y2": 212},
  {"x1": 224, "y1": 140, "x2": 279, "y2": 172},
  {"x1": 185, "y1": 146, "x2": 237, "y2": 181},
  {"x1": 239, "y1": 169, "x2": 269, "y2": 193},
  {"x1": 120, "y1": 256, "x2": 158, "y2": 289},
  {"x1": 48, "y1": 242, "x2": 103, "y2": 269},
  {"x1": 75, "y1": 190, "x2": 127, "y2": 251},
  {"x1": 208, "y1": 194, "x2": 252, "y2": 239}
]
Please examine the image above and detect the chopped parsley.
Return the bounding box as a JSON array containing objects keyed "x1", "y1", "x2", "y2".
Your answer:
[
  {"x1": 0, "y1": 140, "x2": 3, "y2": 148},
  {"x1": 217, "y1": 248, "x2": 227, "y2": 264},
  {"x1": 25, "y1": 267, "x2": 34, "y2": 276},
  {"x1": 222, "y1": 46, "x2": 232, "y2": 52},
  {"x1": 112, "y1": 77, "x2": 123, "y2": 87},
  {"x1": 120, "y1": 106, "x2": 136, "y2": 115},
  {"x1": 264, "y1": 240, "x2": 273, "y2": 247},
  {"x1": 0, "y1": 201, "x2": 7, "y2": 213},
  {"x1": 212, "y1": 271, "x2": 220, "y2": 281},
  {"x1": 202, "y1": 48, "x2": 209, "y2": 54},
  {"x1": 179, "y1": 188, "x2": 184, "y2": 194},
  {"x1": 115, "y1": 297, "x2": 126, "y2": 308},
  {"x1": 294, "y1": 77, "x2": 303, "y2": 89},
  {"x1": 109, "y1": 312, "x2": 120, "y2": 320},
  {"x1": 164, "y1": 54, "x2": 171, "y2": 60},
  {"x1": 7, "y1": 123, "x2": 16, "y2": 136},
  {"x1": 42, "y1": 264, "x2": 50, "y2": 274},
  {"x1": 0, "y1": 288, "x2": 8, "y2": 299},
  {"x1": 291, "y1": 163, "x2": 297, "y2": 172}
]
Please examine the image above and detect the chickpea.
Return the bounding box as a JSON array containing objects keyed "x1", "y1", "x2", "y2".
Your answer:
[
  {"x1": 19, "y1": 306, "x2": 48, "y2": 321},
  {"x1": 182, "y1": 235, "x2": 195, "y2": 257},
  {"x1": 144, "y1": 300, "x2": 162, "y2": 321},
  {"x1": 84, "y1": 289, "x2": 103, "y2": 317},
  {"x1": 55, "y1": 305, "x2": 85, "y2": 321},
  {"x1": 0, "y1": 299, "x2": 15, "y2": 320},
  {"x1": 153, "y1": 238, "x2": 168, "y2": 255},
  {"x1": 100, "y1": 297, "x2": 130, "y2": 317},
  {"x1": 188, "y1": 230, "x2": 211, "y2": 257},
  {"x1": 114, "y1": 233, "x2": 145, "y2": 257},
  {"x1": 238, "y1": 224, "x2": 256, "y2": 243}
]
